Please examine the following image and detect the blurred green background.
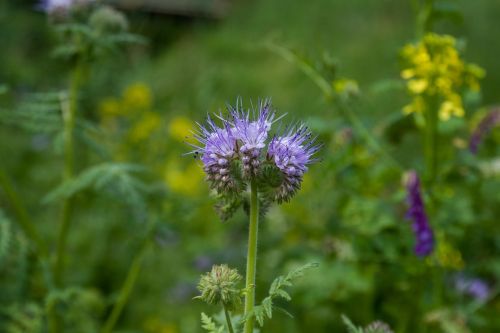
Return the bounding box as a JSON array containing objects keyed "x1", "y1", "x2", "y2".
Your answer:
[{"x1": 1, "y1": 0, "x2": 499, "y2": 332}]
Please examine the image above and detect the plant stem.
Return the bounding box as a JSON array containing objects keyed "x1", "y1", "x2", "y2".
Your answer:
[
  {"x1": 223, "y1": 304, "x2": 235, "y2": 333},
  {"x1": 243, "y1": 180, "x2": 259, "y2": 333},
  {"x1": 424, "y1": 99, "x2": 438, "y2": 185},
  {"x1": 101, "y1": 239, "x2": 150, "y2": 333},
  {"x1": 54, "y1": 65, "x2": 83, "y2": 287}
]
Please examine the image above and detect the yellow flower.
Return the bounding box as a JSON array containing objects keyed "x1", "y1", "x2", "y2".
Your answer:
[
  {"x1": 168, "y1": 116, "x2": 193, "y2": 142},
  {"x1": 400, "y1": 33, "x2": 484, "y2": 121},
  {"x1": 407, "y1": 79, "x2": 428, "y2": 94},
  {"x1": 129, "y1": 112, "x2": 162, "y2": 143},
  {"x1": 164, "y1": 161, "x2": 204, "y2": 197},
  {"x1": 99, "y1": 97, "x2": 121, "y2": 117},
  {"x1": 123, "y1": 82, "x2": 152, "y2": 111}
]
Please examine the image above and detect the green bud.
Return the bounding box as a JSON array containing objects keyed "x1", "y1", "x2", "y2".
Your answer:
[
  {"x1": 196, "y1": 265, "x2": 242, "y2": 310},
  {"x1": 89, "y1": 6, "x2": 129, "y2": 33}
]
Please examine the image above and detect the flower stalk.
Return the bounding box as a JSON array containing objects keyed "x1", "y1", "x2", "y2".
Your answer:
[
  {"x1": 243, "y1": 180, "x2": 259, "y2": 333},
  {"x1": 223, "y1": 304, "x2": 235, "y2": 333}
]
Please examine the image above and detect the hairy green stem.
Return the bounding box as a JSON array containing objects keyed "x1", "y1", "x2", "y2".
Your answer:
[
  {"x1": 54, "y1": 65, "x2": 83, "y2": 287},
  {"x1": 243, "y1": 180, "x2": 259, "y2": 333},
  {"x1": 223, "y1": 304, "x2": 235, "y2": 333},
  {"x1": 101, "y1": 239, "x2": 150, "y2": 333}
]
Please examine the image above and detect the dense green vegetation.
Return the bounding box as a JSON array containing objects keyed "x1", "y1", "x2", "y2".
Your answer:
[{"x1": 1, "y1": 0, "x2": 499, "y2": 332}]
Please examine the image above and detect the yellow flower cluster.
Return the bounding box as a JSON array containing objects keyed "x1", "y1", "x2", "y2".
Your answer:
[
  {"x1": 401, "y1": 33, "x2": 485, "y2": 121},
  {"x1": 99, "y1": 82, "x2": 153, "y2": 118},
  {"x1": 164, "y1": 160, "x2": 204, "y2": 197}
]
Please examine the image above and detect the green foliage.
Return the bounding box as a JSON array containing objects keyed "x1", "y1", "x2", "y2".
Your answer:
[
  {"x1": 201, "y1": 312, "x2": 224, "y2": 333},
  {"x1": 250, "y1": 263, "x2": 318, "y2": 327},
  {"x1": 0, "y1": 210, "x2": 12, "y2": 267},
  {"x1": 342, "y1": 315, "x2": 364, "y2": 333},
  {"x1": 43, "y1": 162, "x2": 150, "y2": 215},
  {"x1": 3, "y1": 303, "x2": 44, "y2": 333}
]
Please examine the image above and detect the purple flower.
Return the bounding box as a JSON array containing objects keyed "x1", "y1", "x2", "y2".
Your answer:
[
  {"x1": 469, "y1": 108, "x2": 500, "y2": 154},
  {"x1": 230, "y1": 100, "x2": 277, "y2": 177},
  {"x1": 191, "y1": 115, "x2": 239, "y2": 193},
  {"x1": 190, "y1": 99, "x2": 320, "y2": 203},
  {"x1": 405, "y1": 171, "x2": 434, "y2": 257},
  {"x1": 454, "y1": 274, "x2": 491, "y2": 302},
  {"x1": 267, "y1": 125, "x2": 319, "y2": 202}
]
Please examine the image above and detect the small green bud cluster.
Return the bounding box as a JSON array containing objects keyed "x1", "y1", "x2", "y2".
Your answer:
[{"x1": 196, "y1": 265, "x2": 243, "y2": 311}]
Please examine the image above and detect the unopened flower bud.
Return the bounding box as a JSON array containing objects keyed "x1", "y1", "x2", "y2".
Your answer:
[{"x1": 196, "y1": 264, "x2": 242, "y2": 310}]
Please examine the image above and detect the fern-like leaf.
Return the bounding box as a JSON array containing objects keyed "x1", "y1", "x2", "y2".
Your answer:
[
  {"x1": 43, "y1": 162, "x2": 150, "y2": 217},
  {"x1": 249, "y1": 262, "x2": 318, "y2": 327},
  {"x1": 201, "y1": 313, "x2": 224, "y2": 333},
  {"x1": 342, "y1": 314, "x2": 365, "y2": 333}
]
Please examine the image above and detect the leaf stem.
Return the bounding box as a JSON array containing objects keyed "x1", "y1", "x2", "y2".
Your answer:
[
  {"x1": 223, "y1": 304, "x2": 235, "y2": 333},
  {"x1": 243, "y1": 180, "x2": 259, "y2": 333}
]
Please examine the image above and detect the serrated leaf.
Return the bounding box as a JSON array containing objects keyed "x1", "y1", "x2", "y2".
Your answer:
[
  {"x1": 200, "y1": 313, "x2": 224, "y2": 333},
  {"x1": 342, "y1": 314, "x2": 364, "y2": 333}
]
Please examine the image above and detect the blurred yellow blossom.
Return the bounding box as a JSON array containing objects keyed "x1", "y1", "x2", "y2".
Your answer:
[
  {"x1": 123, "y1": 82, "x2": 152, "y2": 111},
  {"x1": 129, "y1": 112, "x2": 162, "y2": 143},
  {"x1": 164, "y1": 160, "x2": 204, "y2": 197},
  {"x1": 427, "y1": 236, "x2": 464, "y2": 270},
  {"x1": 99, "y1": 97, "x2": 121, "y2": 117},
  {"x1": 168, "y1": 116, "x2": 193, "y2": 142},
  {"x1": 400, "y1": 33, "x2": 484, "y2": 121}
]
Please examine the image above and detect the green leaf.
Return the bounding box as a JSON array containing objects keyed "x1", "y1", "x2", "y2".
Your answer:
[
  {"x1": 43, "y1": 162, "x2": 150, "y2": 217},
  {"x1": 201, "y1": 313, "x2": 224, "y2": 333},
  {"x1": 342, "y1": 314, "x2": 365, "y2": 333}
]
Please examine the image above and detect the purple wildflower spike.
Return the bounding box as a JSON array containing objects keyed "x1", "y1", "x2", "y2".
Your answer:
[
  {"x1": 267, "y1": 125, "x2": 320, "y2": 202},
  {"x1": 454, "y1": 274, "x2": 491, "y2": 302},
  {"x1": 405, "y1": 171, "x2": 434, "y2": 257},
  {"x1": 230, "y1": 100, "x2": 276, "y2": 177},
  {"x1": 469, "y1": 108, "x2": 500, "y2": 154},
  {"x1": 191, "y1": 115, "x2": 240, "y2": 193}
]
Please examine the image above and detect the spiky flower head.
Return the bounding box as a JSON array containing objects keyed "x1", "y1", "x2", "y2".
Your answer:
[
  {"x1": 365, "y1": 321, "x2": 394, "y2": 333},
  {"x1": 192, "y1": 115, "x2": 241, "y2": 194},
  {"x1": 405, "y1": 171, "x2": 434, "y2": 257},
  {"x1": 196, "y1": 264, "x2": 242, "y2": 310},
  {"x1": 267, "y1": 125, "x2": 320, "y2": 202},
  {"x1": 230, "y1": 100, "x2": 276, "y2": 178},
  {"x1": 190, "y1": 99, "x2": 320, "y2": 207}
]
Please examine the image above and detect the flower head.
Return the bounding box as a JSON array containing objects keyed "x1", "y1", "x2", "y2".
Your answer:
[
  {"x1": 400, "y1": 33, "x2": 484, "y2": 121},
  {"x1": 230, "y1": 100, "x2": 276, "y2": 177},
  {"x1": 267, "y1": 125, "x2": 319, "y2": 202},
  {"x1": 190, "y1": 99, "x2": 320, "y2": 205},
  {"x1": 405, "y1": 171, "x2": 434, "y2": 257},
  {"x1": 191, "y1": 115, "x2": 240, "y2": 194}
]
